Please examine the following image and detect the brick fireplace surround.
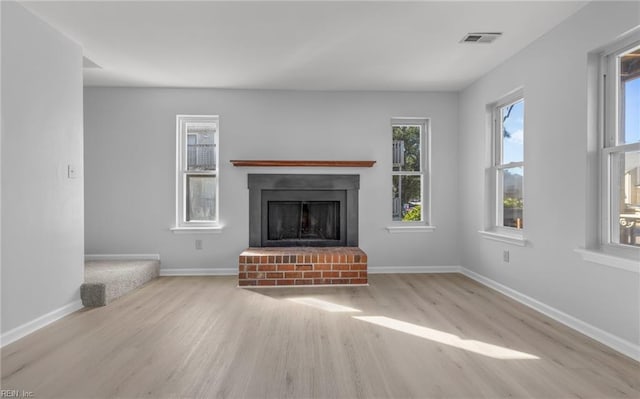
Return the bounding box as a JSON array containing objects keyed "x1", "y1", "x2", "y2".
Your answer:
[{"x1": 238, "y1": 247, "x2": 368, "y2": 287}]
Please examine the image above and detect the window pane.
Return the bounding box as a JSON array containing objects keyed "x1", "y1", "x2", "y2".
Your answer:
[
  {"x1": 186, "y1": 175, "x2": 216, "y2": 221},
  {"x1": 392, "y1": 125, "x2": 421, "y2": 172},
  {"x1": 501, "y1": 100, "x2": 524, "y2": 164},
  {"x1": 619, "y1": 49, "x2": 640, "y2": 144},
  {"x1": 392, "y1": 175, "x2": 422, "y2": 221},
  {"x1": 268, "y1": 202, "x2": 301, "y2": 240},
  {"x1": 621, "y1": 47, "x2": 640, "y2": 144},
  {"x1": 500, "y1": 167, "x2": 523, "y2": 229},
  {"x1": 612, "y1": 151, "x2": 640, "y2": 246},
  {"x1": 624, "y1": 78, "x2": 640, "y2": 144},
  {"x1": 186, "y1": 123, "x2": 216, "y2": 171}
]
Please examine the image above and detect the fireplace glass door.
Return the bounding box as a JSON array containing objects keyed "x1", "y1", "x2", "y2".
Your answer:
[
  {"x1": 260, "y1": 189, "x2": 347, "y2": 247},
  {"x1": 268, "y1": 201, "x2": 340, "y2": 241}
]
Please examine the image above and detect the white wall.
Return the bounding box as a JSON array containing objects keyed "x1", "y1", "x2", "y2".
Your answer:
[
  {"x1": 458, "y1": 2, "x2": 640, "y2": 347},
  {"x1": 83, "y1": 89, "x2": 460, "y2": 270},
  {"x1": 1, "y1": 2, "x2": 84, "y2": 334}
]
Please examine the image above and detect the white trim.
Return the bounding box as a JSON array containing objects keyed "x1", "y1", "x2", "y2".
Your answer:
[
  {"x1": 369, "y1": 266, "x2": 461, "y2": 274},
  {"x1": 170, "y1": 226, "x2": 224, "y2": 234},
  {"x1": 493, "y1": 87, "x2": 525, "y2": 110},
  {"x1": 599, "y1": 26, "x2": 640, "y2": 57},
  {"x1": 460, "y1": 268, "x2": 640, "y2": 362},
  {"x1": 85, "y1": 254, "x2": 160, "y2": 261},
  {"x1": 488, "y1": 90, "x2": 525, "y2": 231},
  {"x1": 602, "y1": 142, "x2": 640, "y2": 155},
  {"x1": 495, "y1": 161, "x2": 524, "y2": 170},
  {"x1": 574, "y1": 248, "x2": 640, "y2": 274},
  {"x1": 160, "y1": 268, "x2": 236, "y2": 276},
  {"x1": 478, "y1": 230, "x2": 527, "y2": 246},
  {"x1": 175, "y1": 115, "x2": 220, "y2": 229},
  {"x1": 599, "y1": 35, "x2": 640, "y2": 249},
  {"x1": 391, "y1": 117, "x2": 431, "y2": 225},
  {"x1": 385, "y1": 225, "x2": 436, "y2": 234},
  {"x1": 1, "y1": 300, "x2": 83, "y2": 348}
]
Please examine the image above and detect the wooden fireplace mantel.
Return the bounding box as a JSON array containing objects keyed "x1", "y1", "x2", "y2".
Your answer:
[{"x1": 230, "y1": 160, "x2": 376, "y2": 167}]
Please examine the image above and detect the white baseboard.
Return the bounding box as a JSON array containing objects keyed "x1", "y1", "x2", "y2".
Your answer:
[
  {"x1": 1, "y1": 300, "x2": 83, "y2": 348},
  {"x1": 460, "y1": 267, "x2": 640, "y2": 362},
  {"x1": 85, "y1": 253, "x2": 160, "y2": 261},
  {"x1": 160, "y1": 268, "x2": 236, "y2": 276},
  {"x1": 369, "y1": 265, "x2": 461, "y2": 274}
]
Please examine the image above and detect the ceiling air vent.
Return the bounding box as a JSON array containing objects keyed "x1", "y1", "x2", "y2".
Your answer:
[{"x1": 460, "y1": 32, "x2": 502, "y2": 44}]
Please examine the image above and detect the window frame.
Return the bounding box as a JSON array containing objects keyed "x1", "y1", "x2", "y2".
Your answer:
[
  {"x1": 599, "y1": 37, "x2": 640, "y2": 256},
  {"x1": 174, "y1": 114, "x2": 220, "y2": 230},
  {"x1": 390, "y1": 117, "x2": 430, "y2": 226},
  {"x1": 487, "y1": 89, "x2": 525, "y2": 238}
]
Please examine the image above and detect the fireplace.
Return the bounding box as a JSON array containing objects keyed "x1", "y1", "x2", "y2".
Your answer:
[
  {"x1": 241, "y1": 173, "x2": 366, "y2": 287},
  {"x1": 248, "y1": 174, "x2": 359, "y2": 247}
]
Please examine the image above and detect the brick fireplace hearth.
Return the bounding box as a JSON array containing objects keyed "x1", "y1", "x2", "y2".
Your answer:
[{"x1": 238, "y1": 247, "x2": 368, "y2": 287}]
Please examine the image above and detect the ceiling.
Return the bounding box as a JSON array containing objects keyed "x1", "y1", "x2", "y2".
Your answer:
[{"x1": 21, "y1": 1, "x2": 587, "y2": 91}]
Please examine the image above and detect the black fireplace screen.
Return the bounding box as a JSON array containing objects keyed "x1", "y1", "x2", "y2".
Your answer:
[
  {"x1": 268, "y1": 201, "x2": 340, "y2": 241},
  {"x1": 248, "y1": 174, "x2": 359, "y2": 247}
]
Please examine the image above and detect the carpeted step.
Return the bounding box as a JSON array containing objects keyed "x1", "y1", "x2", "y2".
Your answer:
[{"x1": 81, "y1": 259, "x2": 160, "y2": 307}]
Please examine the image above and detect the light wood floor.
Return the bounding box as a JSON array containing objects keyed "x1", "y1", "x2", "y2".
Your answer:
[{"x1": 1, "y1": 274, "x2": 638, "y2": 399}]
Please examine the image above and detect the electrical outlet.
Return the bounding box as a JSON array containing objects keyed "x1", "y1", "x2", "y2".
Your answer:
[
  {"x1": 503, "y1": 250, "x2": 510, "y2": 263},
  {"x1": 195, "y1": 239, "x2": 203, "y2": 250}
]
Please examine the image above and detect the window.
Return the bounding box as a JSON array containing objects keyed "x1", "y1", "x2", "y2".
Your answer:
[
  {"x1": 492, "y1": 92, "x2": 525, "y2": 232},
  {"x1": 175, "y1": 115, "x2": 219, "y2": 229},
  {"x1": 602, "y1": 40, "x2": 640, "y2": 249},
  {"x1": 391, "y1": 118, "x2": 428, "y2": 223}
]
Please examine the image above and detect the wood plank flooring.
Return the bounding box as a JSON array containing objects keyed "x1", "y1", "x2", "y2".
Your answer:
[{"x1": 1, "y1": 274, "x2": 638, "y2": 398}]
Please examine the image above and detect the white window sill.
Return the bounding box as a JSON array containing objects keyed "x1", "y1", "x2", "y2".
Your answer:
[
  {"x1": 478, "y1": 230, "x2": 527, "y2": 246},
  {"x1": 574, "y1": 248, "x2": 639, "y2": 274},
  {"x1": 385, "y1": 225, "x2": 436, "y2": 234},
  {"x1": 170, "y1": 225, "x2": 224, "y2": 234}
]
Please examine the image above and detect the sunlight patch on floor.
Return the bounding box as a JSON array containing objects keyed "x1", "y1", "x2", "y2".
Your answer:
[
  {"x1": 353, "y1": 316, "x2": 539, "y2": 360},
  {"x1": 287, "y1": 297, "x2": 362, "y2": 312}
]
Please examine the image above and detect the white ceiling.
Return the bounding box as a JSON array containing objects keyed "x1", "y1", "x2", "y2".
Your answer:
[{"x1": 21, "y1": 1, "x2": 587, "y2": 91}]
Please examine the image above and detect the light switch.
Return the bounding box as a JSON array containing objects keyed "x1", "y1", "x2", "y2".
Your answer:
[{"x1": 68, "y1": 164, "x2": 79, "y2": 179}]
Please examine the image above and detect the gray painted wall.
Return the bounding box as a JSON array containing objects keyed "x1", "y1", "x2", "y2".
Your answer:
[
  {"x1": 458, "y1": 2, "x2": 640, "y2": 345},
  {"x1": 1, "y1": 2, "x2": 84, "y2": 333},
  {"x1": 83, "y1": 89, "x2": 460, "y2": 269}
]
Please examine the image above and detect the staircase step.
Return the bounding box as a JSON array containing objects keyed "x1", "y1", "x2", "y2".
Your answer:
[{"x1": 81, "y1": 259, "x2": 160, "y2": 307}]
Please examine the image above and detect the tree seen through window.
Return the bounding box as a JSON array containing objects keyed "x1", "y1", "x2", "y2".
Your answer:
[{"x1": 392, "y1": 124, "x2": 423, "y2": 222}]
